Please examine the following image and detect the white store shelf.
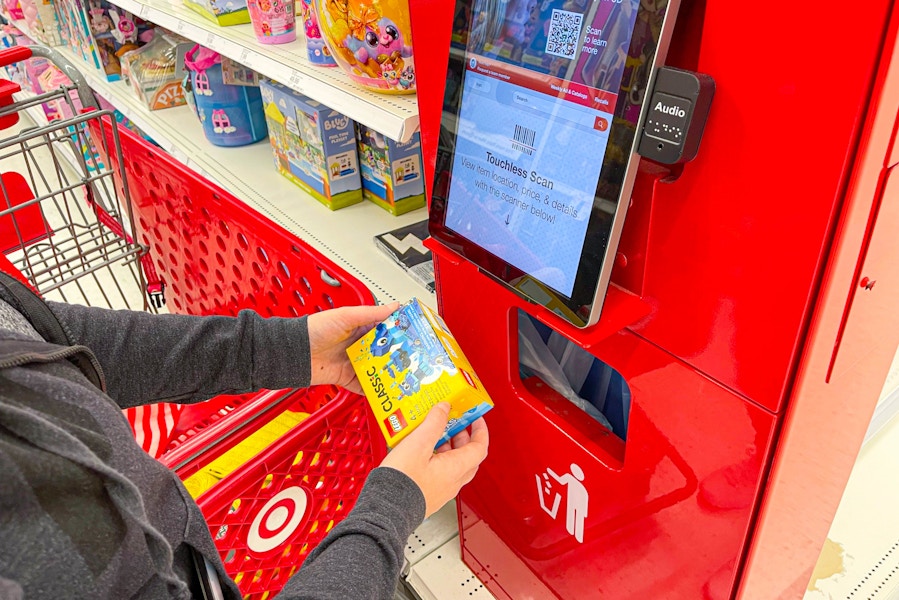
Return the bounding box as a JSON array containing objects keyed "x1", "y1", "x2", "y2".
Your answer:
[
  {"x1": 407, "y1": 535, "x2": 493, "y2": 600},
  {"x1": 4, "y1": 19, "x2": 434, "y2": 305},
  {"x1": 100, "y1": 0, "x2": 419, "y2": 141},
  {"x1": 405, "y1": 501, "x2": 460, "y2": 568}
]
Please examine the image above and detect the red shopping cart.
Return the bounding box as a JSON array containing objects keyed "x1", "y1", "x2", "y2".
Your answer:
[
  {"x1": 0, "y1": 45, "x2": 156, "y2": 309},
  {"x1": 0, "y1": 44, "x2": 173, "y2": 452},
  {"x1": 1, "y1": 44, "x2": 387, "y2": 599}
]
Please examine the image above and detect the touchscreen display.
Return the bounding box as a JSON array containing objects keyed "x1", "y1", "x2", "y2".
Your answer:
[
  {"x1": 432, "y1": 0, "x2": 678, "y2": 326},
  {"x1": 446, "y1": 55, "x2": 616, "y2": 297}
]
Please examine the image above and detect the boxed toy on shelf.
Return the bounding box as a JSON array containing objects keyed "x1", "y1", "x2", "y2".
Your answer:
[
  {"x1": 347, "y1": 298, "x2": 493, "y2": 448},
  {"x1": 20, "y1": 55, "x2": 67, "y2": 120},
  {"x1": 1, "y1": 24, "x2": 30, "y2": 86},
  {"x1": 34, "y1": 59, "x2": 75, "y2": 118},
  {"x1": 355, "y1": 124, "x2": 425, "y2": 215},
  {"x1": 56, "y1": 0, "x2": 153, "y2": 81},
  {"x1": 18, "y1": 0, "x2": 63, "y2": 46},
  {"x1": 86, "y1": 0, "x2": 152, "y2": 80},
  {"x1": 259, "y1": 77, "x2": 362, "y2": 210},
  {"x1": 121, "y1": 32, "x2": 192, "y2": 110},
  {"x1": 183, "y1": 0, "x2": 249, "y2": 26},
  {"x1": 54, "y1": 0, "x2": 96, "y2": 68},
  {"x1": 3, "y1": 0, "x2": 24, "y2": 19}
]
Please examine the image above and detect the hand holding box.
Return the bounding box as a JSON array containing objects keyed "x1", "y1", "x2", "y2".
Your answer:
[{"x1": 347, "y1": 298, "x2": 493, "y2": 448}]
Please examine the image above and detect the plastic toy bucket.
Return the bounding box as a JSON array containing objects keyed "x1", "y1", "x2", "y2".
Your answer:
[{"x1": 184, "y1": 45, "x2": 268, "y2": 147}]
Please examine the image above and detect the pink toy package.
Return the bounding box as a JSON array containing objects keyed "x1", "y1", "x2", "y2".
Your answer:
[{"x1": 4, "y1": 0, "x2": 24, "y2": 19}]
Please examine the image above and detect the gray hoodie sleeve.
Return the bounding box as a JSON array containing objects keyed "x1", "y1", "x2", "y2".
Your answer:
[
  {"x1": 47, "y1": 302, "x2": 311, "y2": 409},
  {"x1": 276, "y1": 466, "x2": 426, "y2": 600}
]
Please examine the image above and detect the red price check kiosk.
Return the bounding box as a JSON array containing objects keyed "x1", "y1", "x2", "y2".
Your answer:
[{"x1": 411, "y1": 0, "x2": 899, "y2": 597}]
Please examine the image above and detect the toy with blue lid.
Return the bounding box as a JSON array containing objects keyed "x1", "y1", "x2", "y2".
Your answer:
[{"x1": 184, "y1": 45, "x2": 268, "y2": 147}]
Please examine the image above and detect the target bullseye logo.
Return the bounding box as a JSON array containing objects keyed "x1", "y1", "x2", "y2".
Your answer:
[{"x1": 247, "y1": 487, "x2": 309, "y2": 553}]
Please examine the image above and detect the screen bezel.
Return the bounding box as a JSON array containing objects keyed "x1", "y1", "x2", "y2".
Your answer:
[{"x1": 430, "y1": 0, "x2": 682, "y2": 328}]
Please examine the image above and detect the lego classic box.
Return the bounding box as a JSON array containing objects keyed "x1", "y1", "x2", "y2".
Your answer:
[{"x1": 347, "y1": 299, "x2": 493, "y2": 448}]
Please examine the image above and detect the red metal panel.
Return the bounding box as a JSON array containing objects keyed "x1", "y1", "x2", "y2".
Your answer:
[
  {"x1": 615, "y1": 2, "x2": 893, "y2": 413},
  {"x1": 739, "y1": 180, "x2": 899, "y2": 599},
  {"x1": 409, "y1": 0, "x2": 454, "y2": 195},
  {"x1": 415, "y1": 1, "x2": 892, "y2": 413},
  {"x1": 414, "y1": 1, "x2": 898, "y2": 598},
  {"x1": 739, "y1": 13, "x2": 899, "y2": 588},
  {"x1": 434, "y1": 245, "x2": 775, "y2": 599}
]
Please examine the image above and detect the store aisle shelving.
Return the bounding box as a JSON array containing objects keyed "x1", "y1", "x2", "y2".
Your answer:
[
  {"x1": 103, "y1": 0, "x2": 418, "y2": 141},
  {"x1": 6, "y1": 15, "x2": 434, "y2": 307}
]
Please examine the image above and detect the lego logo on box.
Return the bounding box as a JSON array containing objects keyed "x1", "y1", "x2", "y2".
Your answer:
[
  {"x1": 385, "y1": 410, "x2": 407, "y2": 436},
  {"x1": 347, "y1": 298, "x2": 493, "y2": 448}
]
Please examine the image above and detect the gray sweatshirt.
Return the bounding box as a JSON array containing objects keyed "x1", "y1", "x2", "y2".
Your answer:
[{"x1": 0, "y1": 300, "x2": 425, "y2": 599}]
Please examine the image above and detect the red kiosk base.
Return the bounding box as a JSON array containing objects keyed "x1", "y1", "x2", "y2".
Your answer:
[
  {"x1": 429, "y1": 240, "x2": 775, "y2": 598},
  {"x1": 410, "y1": 0, "x2": 899, "y2": 597}
]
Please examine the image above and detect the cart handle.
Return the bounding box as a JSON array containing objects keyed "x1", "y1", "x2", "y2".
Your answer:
[
  {"x1": 0, "y1": 46, "x2": 31, "y2": 67},
  {"x1": 0, "y1": 46, "x2": 98, "y2": 110}
]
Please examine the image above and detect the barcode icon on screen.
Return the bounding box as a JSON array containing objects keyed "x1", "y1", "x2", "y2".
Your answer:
[{"x1": 512, "y1": 124, "x2": 536, "y2": 155}]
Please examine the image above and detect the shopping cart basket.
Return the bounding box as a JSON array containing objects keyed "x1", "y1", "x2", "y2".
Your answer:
[
  {"x1": 0, "y1": 45, "x2": 161, "y2": 311},
  {"x1": 0, "y1": 45, "x2": 176, "y2": 454},
  {"x1": 77, "y1": 52, "x2": 389, "y2": 598},
  {"x1": 83, "y1": 109, "x2": 388, "y2": 598},
  {"x1": 161, "y1": 386, "x2": 384, "y2": 597}
]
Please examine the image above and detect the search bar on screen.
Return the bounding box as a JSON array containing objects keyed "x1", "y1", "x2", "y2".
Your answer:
[{"x1": 512, "y1": 89, "x2": 608, "y2": 134}]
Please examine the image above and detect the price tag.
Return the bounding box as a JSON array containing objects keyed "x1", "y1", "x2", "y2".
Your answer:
[
  {"x1": 137, "y1": 3, "x2": 149, "y2": 18},
  {"x1": 206, "y1": 32, "x2": 216, "y2": 46},
  {"x1": 239, "y1": 48, "x2": 250, "y2": 63},
  {"x1": 176, "y1": 21, "x2": 187, "y2": 34},
  {"x1": 287, "y1": 72, "x2": 303, "y2": 91}
]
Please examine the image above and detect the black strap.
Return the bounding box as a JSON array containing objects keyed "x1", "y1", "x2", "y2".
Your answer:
[
  {"x1": 0, "y1": 272, "x2": 104, "y2": 390},
  {"x1": 0, "y1": 272, "x2": 71, "y2": 346}
]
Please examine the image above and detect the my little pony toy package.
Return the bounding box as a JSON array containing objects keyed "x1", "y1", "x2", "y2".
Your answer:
[{"x1": 347, "y1": 298, "x2": 494, "y2": 449}]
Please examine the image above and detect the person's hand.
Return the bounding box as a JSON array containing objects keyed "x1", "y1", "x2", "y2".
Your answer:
[
  {"x1": 381, "y1": 402, "x2": 489, "y2": 518},
  {"x1": 307, "y1": 302, "x2": 399, "y2": 393}
]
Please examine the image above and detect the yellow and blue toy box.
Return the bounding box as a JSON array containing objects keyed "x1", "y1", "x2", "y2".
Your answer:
[
  {"x1": 355, "y1": 124, "x2": 426, "y2": 216},
  {"x1": 259, "y1": 78, "x2": 363, "y2": 210},
  {"x1": 347, "y1": 298, "x2": 493, "y2": 448}
]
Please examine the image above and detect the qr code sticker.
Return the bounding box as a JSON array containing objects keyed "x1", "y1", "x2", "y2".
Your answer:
[{"x1": 545, "y1": 9, "x2": 583, "y2": 59}]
